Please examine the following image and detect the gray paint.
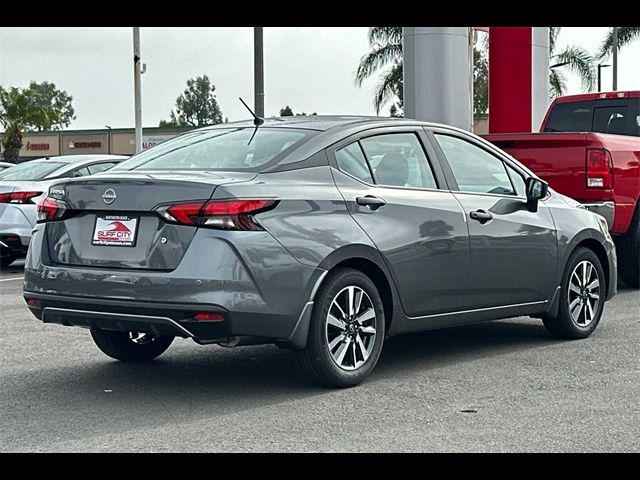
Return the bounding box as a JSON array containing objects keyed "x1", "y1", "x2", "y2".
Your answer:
[{"x1": 23, "y1": 117, "x2": 616, "y2": 346}]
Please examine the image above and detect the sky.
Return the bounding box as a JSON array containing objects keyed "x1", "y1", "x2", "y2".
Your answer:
[{"x1": 1, "y1": 27, "x2": 638, "y2": 130}]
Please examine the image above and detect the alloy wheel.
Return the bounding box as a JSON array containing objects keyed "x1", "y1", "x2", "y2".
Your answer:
[
  {"x1": 325, "y1": 286, "x2": 377, "y2": 371},
  {"x1": 567, "y1": 260, "x2": 600, "y2": 327}
]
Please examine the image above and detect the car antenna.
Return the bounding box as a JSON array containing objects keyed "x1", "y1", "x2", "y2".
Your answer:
[{"x1": 239, "y1": 97, "x2": 264, "y2": 145}]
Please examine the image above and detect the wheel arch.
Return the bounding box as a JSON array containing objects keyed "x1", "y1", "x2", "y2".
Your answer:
[{"x1": 317, "y1": 244, "x2": 400, "y2": 336}]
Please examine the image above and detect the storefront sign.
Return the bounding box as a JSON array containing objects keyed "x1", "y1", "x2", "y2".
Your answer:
[
  {"x1": 69, "y1": 141, "x2": 102, "y2": 149},
  {"x1": 26, "y1": 142, "x2": 50, "y2": 151}
]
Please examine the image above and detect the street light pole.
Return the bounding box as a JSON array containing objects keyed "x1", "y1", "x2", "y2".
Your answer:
[
  {"x1": 612, "y1": 27, "x2": 618, "y2": 91},
  {"x1": 254, "y1": 27, "x2": 265, "y2": 118},
  {"x1": 133, "y1": 27, "x2": 143, "y2": 154},
  {"x1": 597, "y1": 64, "x2": 611, "y2": 92}
]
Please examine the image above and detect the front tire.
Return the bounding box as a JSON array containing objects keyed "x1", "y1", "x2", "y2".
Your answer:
[
  {"x1": 91, "y1": 329, "x2": 174, "y2": 362},
  {"x1": 296, "y1": 268, "x2": 385, "y2": 388},
  {"x1": 542, "y1": 247, "x2": 606, "y2": 339}
]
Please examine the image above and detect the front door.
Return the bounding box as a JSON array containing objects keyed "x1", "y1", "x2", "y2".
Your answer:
[
  {"x1": 432, "y1": 132, "x2": 558, "y2": 309},
  {"x1": 329, "y1": 130, "x2": 469, "y2": 317}
]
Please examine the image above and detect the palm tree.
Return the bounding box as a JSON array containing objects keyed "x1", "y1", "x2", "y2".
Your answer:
[
  {"x1": 355, "y1": 27, "x2": 403, "y2": 114},
  {"x1": 599, "y1": 27, "x2": 640, "y2": 58},
  {"x1": 356, "y1": 27, "x2": 596, "y2": 112},
  {"x1": 549, "y1": 27, "x2": 595, "y2": 98}
]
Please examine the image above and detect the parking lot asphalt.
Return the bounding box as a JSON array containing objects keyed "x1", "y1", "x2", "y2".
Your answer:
[{"x1": 0, "y1": 260, "x2": 638, "y2": 452}]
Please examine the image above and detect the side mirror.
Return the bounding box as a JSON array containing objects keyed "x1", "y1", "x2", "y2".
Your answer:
[{"x1": 525, "y1": 177, "x2": 549, "y2": 212}]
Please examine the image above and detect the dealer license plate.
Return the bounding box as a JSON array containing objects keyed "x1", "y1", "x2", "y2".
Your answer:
[{"x1": 92, "y1": 215, "x2": 138, "y2": 247}]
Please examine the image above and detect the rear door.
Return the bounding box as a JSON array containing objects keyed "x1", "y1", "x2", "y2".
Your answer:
[
  {"x1": 431, "y1": 129, "x2": 558, "y2": 309},
  {"x1": 329, "y1": 127, "x2": 469, "y2": 317}
]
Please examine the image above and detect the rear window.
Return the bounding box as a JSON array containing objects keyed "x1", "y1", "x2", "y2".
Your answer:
[
  {"x1": 544, "y1": 98, "x2": 640, "y2": 136},
  {"x1": 0, "y1": 161, "x2": 66, "y2": 180},
  {"x1": 114, "y1": 128, "x2": 315, "y2": 172}
]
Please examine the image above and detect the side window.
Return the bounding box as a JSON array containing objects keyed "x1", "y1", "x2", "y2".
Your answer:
[
  {"x1": 72, "y1": 167, "x2": 91, "y2": 178},
  {"x1": 87, "y1": 162, "x2": 117, "y2": 175},
  {"x1": 435, "y1": 134, "x2": 516, "y2": 196},
  {"x1": 505, "y1": 163, "x2": 526, "y2": 197},
  {"x1": 359, "y1": 133, "x2": 437, "y2": 189},
  {"x1": 334, "y1": 142, "x2": 373, "y2": 183}
]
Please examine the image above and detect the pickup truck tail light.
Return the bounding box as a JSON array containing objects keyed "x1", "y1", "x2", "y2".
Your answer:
[{"x1": 586, "y1": 149, "x2": 613, "y2": 189}]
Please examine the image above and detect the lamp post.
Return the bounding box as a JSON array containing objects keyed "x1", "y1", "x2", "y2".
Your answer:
[
  {"x1": 597, "y1": 64, "x2": 611, "y2": 92},
  {"x1": 105, "y1": 125, "x2": 112, "y2": 154},
  {"x1": 133, "y1": 27, "x2": 143, "y2": 154},
  {"x1": 254, "y1": 27, "x2": 265, "y2": 118},
  {"x1": 612, "y1": 27, "x2": 618, "y2": 91}
]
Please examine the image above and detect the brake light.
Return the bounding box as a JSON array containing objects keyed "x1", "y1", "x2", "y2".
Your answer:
[
  {"x1": 586, "y1": 149, "x2": 614, "y2": 189},
  {"x1": 193, "y1": 312, "x2": 225, "y2": 322},
  {"x1": 0, "y1": 191, "x2": 42, "y2": 204},
  {"x1": 597, "y1": 92, "x2": 628, "y2": 99},
  {"x1": 36, "y1": 196, "x2": 68, "y2": 223},
  {"x1": 155, "y1": 199, "x2": 277, "y2": 231}
]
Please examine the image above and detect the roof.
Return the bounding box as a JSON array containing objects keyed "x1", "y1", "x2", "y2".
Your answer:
[
  {"x1": 554, "y1": 91, "x2": 640, "y2": 104},
  {"x1": 200, "y1": 115, "x2": 428, "y2": 132},
  {"x1": 25, "y1": 154, "x2": 128, "y2": 164}
]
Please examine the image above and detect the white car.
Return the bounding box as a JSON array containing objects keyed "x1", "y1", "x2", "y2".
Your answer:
[
  {"x1": 0, "y1": 161, "x2": 15, "y2": 172},
  {"x1": 0, "y1": 155, "x2": 126, "y2": 267}
]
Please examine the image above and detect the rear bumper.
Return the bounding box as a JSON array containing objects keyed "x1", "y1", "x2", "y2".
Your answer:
[
  {"x1": 24, "y1": 292, "x2": 314, "y2": 345},
  {"x1": 580, "y1": 201, "x2": 615, "y2": 230}
]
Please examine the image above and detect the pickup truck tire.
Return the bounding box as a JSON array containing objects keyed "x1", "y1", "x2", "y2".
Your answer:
[
  {"x1": 617, "y1": 205, "x2": 640, "y2": 289},
  {"x1": 91, "y1": 329, "x2": 174, "y2": 362},
  {"x1": 542, "y1": 247, "x2": 606, "y2": 339}
]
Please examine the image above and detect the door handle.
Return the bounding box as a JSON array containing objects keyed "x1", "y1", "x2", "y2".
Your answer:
[
  {"x1": 356, "y1": 195, "x2": 387, "y2": 211},
  {"x1": 469, "y1": 209, "x2": 493, "y2": 223}
]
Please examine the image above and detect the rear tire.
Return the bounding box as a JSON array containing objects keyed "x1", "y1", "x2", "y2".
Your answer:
[
  {"x1": 295, "y1": 268, "x2": 385, "y2": 388},
  {"x1": 91, "y1": 330, "x2": 174, "y2": 362},
  {"x1": 617, "y1": 206, "x2": 640, "y2": 289},
  {"x1": 542, "y1": 247, "x2": 606, "y2": 339}
]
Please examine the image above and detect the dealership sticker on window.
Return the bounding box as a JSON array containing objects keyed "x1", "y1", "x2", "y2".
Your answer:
[{"x1": 92, "y1": 216, "x2": 138, "y2": 247}]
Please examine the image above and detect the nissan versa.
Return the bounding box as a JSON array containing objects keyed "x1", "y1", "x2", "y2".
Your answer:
[{"x1": 23, "y1": 117, "x2": 617, "y2": 387}]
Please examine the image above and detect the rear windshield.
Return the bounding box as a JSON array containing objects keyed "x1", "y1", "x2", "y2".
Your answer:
[
  {"x1": 0, "y1": 161, "x2": 66, "y2": 180},
  {"x1": 544, "y1": 98, "x2": 640, "y2": 136},
  {"x1": 114, "y1": 127, "x2": 315, "y2": 172}
]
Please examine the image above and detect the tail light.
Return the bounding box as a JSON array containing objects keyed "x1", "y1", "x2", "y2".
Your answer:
[
  {"x1": 155, "y1": 199, "x2": 278, "y2": 231},
  {"x1": 0, "y1": 191, "x2": 42, "y2": 204},
  {"x1": 36, "y1": 196, "x2": 68, "y2": 223},
  {"x1": 586, "y1": 149, "x2": 613, "y2": 189}
]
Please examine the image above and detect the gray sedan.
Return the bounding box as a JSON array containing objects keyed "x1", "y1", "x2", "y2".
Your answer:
[
  {"x1": 23, "y1": 117, "x2": 616, "y2": 387},
  {"x1": 0, "y1": 155, "x2": 126, "y2": 267}
]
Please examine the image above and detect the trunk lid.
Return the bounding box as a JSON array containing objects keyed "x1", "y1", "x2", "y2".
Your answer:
[{"x1": 45, "y1": 171, "x2": 257, "y2": 270}]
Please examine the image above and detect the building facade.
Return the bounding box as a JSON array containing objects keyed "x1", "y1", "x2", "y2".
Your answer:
[{"x1": 0, "y1": 127, "x2": 194, "y2": 162}]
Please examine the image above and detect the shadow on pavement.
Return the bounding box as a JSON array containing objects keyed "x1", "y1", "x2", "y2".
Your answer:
[{"x1": 2, "y1": 317, "x2": 562, "y2": 449}]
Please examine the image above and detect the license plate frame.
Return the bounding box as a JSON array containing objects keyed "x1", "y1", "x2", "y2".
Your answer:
[{"x1": 92, "y1": 215, "x2": 139, "y2": 247}]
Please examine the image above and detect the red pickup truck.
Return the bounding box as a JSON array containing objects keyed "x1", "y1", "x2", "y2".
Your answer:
[{"x1": 485, "y1": 91, "x2": 640, "y2": 288}]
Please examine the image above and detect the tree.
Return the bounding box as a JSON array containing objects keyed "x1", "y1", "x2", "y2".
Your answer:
[
  {"x1": 0, "y1": 83, "x2": 75, "y2": 164},
  {"x1": 162, "y1": 75, "x2": 223, "y2": 127},
  {"x1": 549, "y1": 27, "x2": 595, "y2": 98},
  {"x1": 473, "y1": 45, "x2": 489, "y2": 118},
  {"x1": 27, "y1": 81, "x2": 75, "y2": 131},
  {"x1": 355, "y1": 27, "x2": 403, "y2": 115},
  {"x1": 280, "y1": 106, "x2": 294, "y2": 116},
  {"x1": 599, "y1": 27, "x2": 640, "y2": 59}
]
